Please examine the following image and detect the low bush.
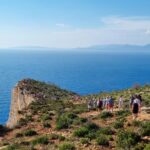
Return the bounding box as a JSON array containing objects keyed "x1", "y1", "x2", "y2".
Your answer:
[
  {"x1": 144, "y1": 144, "x2": 150, "y2": 150},
  {"x1": 7, "y1": 144, "x2": 19, "y2": 150},
  {"x1": 72, "y1": 104, "x2": 88, "y2": 114},
  {"x1": 32, "y1": 136, "x2": 49, "y2": 145},
  {"x1": 86, "y1": 132, "x2": 96, "y2": 140},
  {"x1": 115, "y1": 110, "x2": 131, "y2": 117},
  {"x1": 43, "y1": 122, "x2": 51, "y2": 128},
  {"x1": 116, "y1": 130, "x2": 141, "y2": 149},
  {"x1": 132, "y1": 120, "x2": 142, "y2": 127},
  {"x1": 59, "y1": 143, "x2": 75, "y2": 150},
  {"x1": 56, "y1": 112, "x2": 79, "y2": 130},
  {"x1": 73, "y1": 117, "x2": 87, "y2": 125},
  {"x1": 40, "y1": 114, "x2": 51, "y2": 121},
  {"x1": 96, "y1": 135, "x2": 109, "y2": 146},
  {"x1": 97, "y1": 127, "x2": 113, "y2": 135},
  {"x1": 141, "y1": 122, "x2": 150, "y2": 136},
  {"x1": 73, "y1": 127, "x2": 89, "y2": 137},
  {"x1": 113, "y1": 120, "x2": 124, "y2": 129},
  {"x1": 24, "y1": 129, "x2": 37, "y2": 136},
  {"x1": 80, "y1": 138, "x2": 90, "y2": 144},
  {"x1": 49, "y1": 133, "x2": 59, "y2": 140},
  {"x1": 15, "y1": 132, "x2": 23, "y2": 138},
  {"x1": 49, "y1": 133, "x2": 65, "y2": 141},
  {"x1": 17, "y1": 118, "x2": 28, "y2": 126},
  {"x1": 133, "y1": 143, "x2": 145, "y2": 150},
  {"x1": 56, "y1": 116, "x2": 71, "y2": 130},
  {"x1": 85, "y1": 123, "x2": 99, "y2": 131},
  {"x1": 58, "y1": 135, "x2": 66, "y2": 141},
  {"x1": 99, "y1": 111, "x2": 113, "y2": 119},
  {"x1": 25, "y1": 115, "x2": 33, "y2": 122},
  {"x1": 74, "y1": 123, "x2": 99, "y2": 138}
]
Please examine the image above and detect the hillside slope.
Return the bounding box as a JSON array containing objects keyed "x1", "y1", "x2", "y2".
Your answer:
[
  {"x1": 7, "y1": 79, "x2": 77, "y2": 128},
  {"x1": 0, "y1": 79, "x2": 150, "y2": 150}
]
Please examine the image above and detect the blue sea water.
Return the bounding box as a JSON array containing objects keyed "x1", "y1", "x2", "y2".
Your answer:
[{"x1": 0, "y1": 50, "x2": 150, "y2": 124}]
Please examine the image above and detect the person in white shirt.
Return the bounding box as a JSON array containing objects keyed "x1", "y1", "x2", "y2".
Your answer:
[
  {"x1": 132, "y1": 95, "x2": 141, "y2": 120},
  {"x1": 118, "y1": 95, "x2": 124, "y2": 110}
]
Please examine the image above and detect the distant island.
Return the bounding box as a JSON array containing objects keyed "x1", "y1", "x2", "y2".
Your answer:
[{"x1": 2, "y1": 44, "x2": 150, "y2": 52}]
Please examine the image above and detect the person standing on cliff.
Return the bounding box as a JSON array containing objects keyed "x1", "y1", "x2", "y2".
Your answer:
[
  {"x1": 130, "y1": 94, "x2": 135, "y2": 110},
  {"x1": 132, "y1": 95, "x2": 141, "y2": 120},
  {"x1": 87, "y1": 99, "x2": 93, "y2": 111},
  {"x1": 118, "y1": 95, "x2": 124, "y2": 110},
  {"x1": 97, "y1": 98, "x2": 103, "y2": 112},
  {"x1": 108, "y1": 96, "x2": 114, "y2": 112}
]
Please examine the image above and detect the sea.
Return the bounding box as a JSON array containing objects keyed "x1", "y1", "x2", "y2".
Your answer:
[{"x1": 0, "y1": 50, "x2": 150, "y2": 124}]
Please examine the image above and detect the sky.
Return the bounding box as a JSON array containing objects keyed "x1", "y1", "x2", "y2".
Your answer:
[{"x1": 0, "y1": 0, "x2": 150, "y2": 48}]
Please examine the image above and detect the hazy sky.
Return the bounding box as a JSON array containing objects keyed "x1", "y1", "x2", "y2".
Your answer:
[{"x1": 0, "y1": 0, "x2": 150, "y2": 48}]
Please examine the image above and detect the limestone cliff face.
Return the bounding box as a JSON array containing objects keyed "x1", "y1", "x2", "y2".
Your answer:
[
  {"x1": 7, "y1": 85, "x2": 35, "y2": 128},
  {"x1": 6, "y1": 78, "x2": 76, "y2": 128}
]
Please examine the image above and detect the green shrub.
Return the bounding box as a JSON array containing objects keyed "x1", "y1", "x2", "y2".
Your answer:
[
  {"x1": 85, "y1": 123, "x2": 99, "y2": 131},
  {"x1": 41, "y1": 114, "x2": 51, "y2": 121},
  {"x1": 132, "y1": 120, "x2": 142, "y2": 127},
  {"x1": 58, "y1": 135, "x2": 66, "y2": 141},
  {"x1": 56, "y1": 116, "x2": 71, "y2": 130},
  {"x1": 74, "y1": 123, "x2": 99, "y2": 139},
  {"x1": 133, "y1": 143, "x2": 145, "y2": 150},
  {"x1": 80, "y1": 138, "x2": 90, "y2": 144},
  {"x1": 49, "y1": 133, "x2": 59, "y2": 140},
  {"x1": 97, "y1": 127, "x2": 113, "y2": 135},
  {"x1": 17, "y1": 118, "x2": 27, "y2": 126},
  {"x1": 73, "y1": 117, "x2": 87, "y2": 125},
  {"x1": 25, "y1": 115, "x2": 33, "y2": 122},
  {"x1": 96, "y1": 135, "x2": 109, "y2": 146},
  {"x1": 43, "y1": 122, "x2": 51, "y2": 128},
  {"x1": 86, "y1": 132, "x2": 96, "y2": 140},
  {"x1": 113, "y1": 120, "x2": 124, "y2": 129},
  {"x1": 144, "y1": 144, "x2": 150, "y2": 150},
  {"x1": 7, "y1": 144, "x2": 18, "y2": 150},
  {"x1": 115, "y1": 110, "x2": 131, "y2": 117},
  {"x1": 73, "y1": 104, "x2": 88, "y2": 114},
  {"x1": 141, "y1": 122, "x2": 150, "y2": 136},
  {"x1": 67, "y1": 113, "x2": 78, "y2": 119},
  {"x1": 116, "y1": 130, "x2": 141, "y2": 149},
  {"x1": 32, "y1": 136, "x2": 49, "y2": 145},
  {"x1": 56, "y1": 113, "x2": 78, "y2": 130},
  {"x1": 15, "y1": 132, "x2": 23, "y2": 138},
  {"x1": 59, "y1": 143, "x2": 75, "y2": 150},
  {"x1": 74, "y1": 127, "x2": 89, "y2": 137},
  {"x1": 99, "y1": 111, "x2": 113, "y2": 119},
  {"x1": 24, "y1": 129, "x2": 37, "y2": 136},
  {"x1": 17, "y1": 115, "x2": 33, "y2": 127}
]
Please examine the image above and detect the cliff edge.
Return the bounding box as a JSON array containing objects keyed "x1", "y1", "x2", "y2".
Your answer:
[
  {"x1": 7, "y1": 81, "x2": 35, "y2": 128},
  {"x1": 7, "y1": 79, "x2": 76, "y2": 128}
]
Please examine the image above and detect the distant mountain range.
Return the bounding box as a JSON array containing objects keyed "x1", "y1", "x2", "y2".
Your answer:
[
  {"x1": 82, "y1": 44, "x2": 150, "y2": 52},
  {"x1": 3, "y1": 44, "x2": 150, "y2": 52}
]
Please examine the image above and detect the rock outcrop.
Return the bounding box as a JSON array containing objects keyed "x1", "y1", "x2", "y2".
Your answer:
[
  {"x1": 6, "y1": 79, "x2": 76, "y2": 128},
  {"x1": 7, "y1": 84, "x2": 35, "y2": 128}
]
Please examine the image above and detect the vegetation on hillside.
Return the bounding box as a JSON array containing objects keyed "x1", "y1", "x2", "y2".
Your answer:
[{"x1": 0, "y1": 79, "x2": 150, "y2": 150}]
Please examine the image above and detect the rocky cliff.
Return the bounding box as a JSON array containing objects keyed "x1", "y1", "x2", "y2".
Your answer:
[
  {"x1": 7, "y1": 84, "x2": 35, "y2": 128},
  {"x1": 6, "y1": 79, "x2": 76, "y2": 128}
]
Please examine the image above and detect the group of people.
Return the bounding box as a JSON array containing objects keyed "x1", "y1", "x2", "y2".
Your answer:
[
  {"x1": 87, "y1": 94, "x2": 142, "y2": 119},
  {"x1": 87, "y1": 96, "x2": 114, "y2": 112}
]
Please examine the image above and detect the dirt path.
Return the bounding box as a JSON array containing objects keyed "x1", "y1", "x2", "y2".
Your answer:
[{"x1": 80, "y1": 108, "x2": 150, "y2": 122}]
